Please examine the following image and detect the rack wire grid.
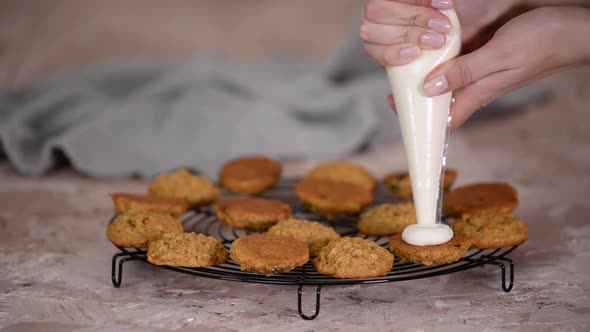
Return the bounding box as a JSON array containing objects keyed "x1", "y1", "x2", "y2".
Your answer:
[{"x1": 109, "y1": 178, "x2": 516, "y2": 320}]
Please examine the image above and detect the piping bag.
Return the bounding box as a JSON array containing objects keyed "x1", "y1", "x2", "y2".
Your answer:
[{"x1": 385, "y1": 9, "x2": 461, "y2": 246}]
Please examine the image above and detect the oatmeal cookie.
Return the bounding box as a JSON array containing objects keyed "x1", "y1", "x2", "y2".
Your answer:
[
  {"x1": 215, "y1": 198, "x2": 291, "y2": 231},
  {"x1": 219, "y1": 156, "x2": 282, "y2": 195},
  {"x1": 295, "y1": 179, "x2": 373, "y2": 220},
  {"x1": 111, "y1": 193, "x2": 189, "y2": 218},
  {"x1": 388, "y1": 233, "x2": 471, "y2": 266},
  {"x1": 147, "y1": 232, "x2": 228, "y2": 267},
  {"x1": 443, "y1": 182, "x2": 518, "y2": 217},
  {"x1": 307, "y1": 161, "x2": 376, "y2": 191},
  {"x1": 106, "y1": 212, "x2": 183, "y2": 248},
  {"x1": 230, "y1": 234, "x2": 309, "y2": 275},
  {"x1": 358, "y1": 202, "x2": 417, "y2": 236},
  {"x1": 451, "y1": 212, "x2": 528, "y2": 249},
  {"x1": 267, "y1": 218, "x2": 340, "y2": 256},
  {"x1": 313, "y1": 237, "x2": 394, "y2": 279},
  {"x1": 148, "y1": 169, "x2": 219, "y2": 208}
]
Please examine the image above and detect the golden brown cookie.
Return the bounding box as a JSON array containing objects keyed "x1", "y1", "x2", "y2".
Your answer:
[
  {"x1": 106, "y1": 212, "x2": 183, "y2": 248},
  {"x1": 219, "y1": 156, "x2": 282, "y2": 195},
  {"x1": 148, "y1": 169, "x2": 220, "y2": 208},
  {"x1": 111, "y1": 193, "x2": 189, "y2": 218},
  {"x1": 215, "y1": 198, "x2": 291, "y2": 231},
  {"x1": 307, "y1": 161, "x2": 376, "y2": 191},
  {"x1": 230, "y1": 234, "x2": 309, "y2": 275},
  {"x1": 266, "y1": 218, "x2": 341, "y2": 256},
  {"x1": 443, "y1": 182, "x2": 518, "y2": 217},
  {"x1": 384, "y1": 169, "x2": 457, "y2": 199},
  {"x1": 358, "y1": 202, "x2": 417, "y2": 236},
  {"x1": 451, "y1": 212, "x2": 528, "y2": 249},
  {"x1": 295, "y1": 179, "x2": 373, "y2": 220},
  {"x1": 313, "y1": 237, "x2": 394, "y2": 279},
  {"x1": 388, "y1": 233, "x2": 471, "y2": 266},
  {"x1": 147, "y1": 232, "x2": 229, "y2": 267}
]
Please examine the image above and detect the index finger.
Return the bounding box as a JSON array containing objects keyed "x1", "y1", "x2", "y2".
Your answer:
[{"x1": 393, "y1": 0, "x2": 454, "y2": 10}]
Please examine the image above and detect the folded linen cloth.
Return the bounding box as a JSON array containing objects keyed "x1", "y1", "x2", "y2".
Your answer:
[{"x1": 0, "y1": 23, "x2": 544, "y2": 179}]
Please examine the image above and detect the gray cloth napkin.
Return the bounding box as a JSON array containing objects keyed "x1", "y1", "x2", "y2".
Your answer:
[{"x1": 0, "y1": 26, "x2": 545, "y2": 179}]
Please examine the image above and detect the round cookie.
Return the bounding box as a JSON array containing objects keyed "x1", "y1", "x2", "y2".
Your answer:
[
  {"x1": 295, "y1": 179, "x2": 373, "y2": 220},
  {"x1": 358, "y1": 202, "x2": 417, "y2": 236},
  {"x1": 106, "y1": 212, "x2": 183, "y2": 248},
  {"x1": 147, "y1": 232, "x2": 229, "y2": 267},
  {"x1": 384, "y1": 169, "x2": 457, "y2": 199},
  {"x1": 451, "y1": 212, "x2": 528, "y2": 249},
  {"x1": 443, "y1": 182, "x2": 518, "y2": 217},
  {"x1": 111, "y1": 193, "x2": 189, "y2": 218},
  {"x1": 215, "y1": 198, "x2": 291, "y2": 231},
  {"x1": 388, "y1": 233, "x2": 472, "y2": 266},
  {"x1": 148, "y1": 169, "x2": 220, "y2": 208},
  {"x1": 266, "y1": 218, "x2": 341, "y2": 256},
  {"x1": 313, "y1": 237, "x2": 394, "y2": 279},
  {"x1": 307, "y1": 161, "x2": 376, "y2": 191},
  {"x1": 219, "y1": 156, "x2": 282, "y2": 195},
  {"x1": 230, "y1": 234, "x2": 309, "y2": 275}
]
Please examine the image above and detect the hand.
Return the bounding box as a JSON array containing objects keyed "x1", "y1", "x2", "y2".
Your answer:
[
  {"x1": 360, "y1": 0, "x2": 517, "y2": 66},
  {"x1": 420, "y1": 7, "x2": 590, "y2": 129}
]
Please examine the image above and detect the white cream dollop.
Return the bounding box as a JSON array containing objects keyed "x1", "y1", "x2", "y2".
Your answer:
[
  {"x1": 402, "y1": 224, "x2": 454, "y2": 246},
  {"x1": 386, "y1": 9, "x2": 461, "y2": 246}
]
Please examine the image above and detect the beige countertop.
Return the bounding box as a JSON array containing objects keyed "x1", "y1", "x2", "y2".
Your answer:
[{"x1": 1, "y1": 68, "x2": 589, "y2": 331}]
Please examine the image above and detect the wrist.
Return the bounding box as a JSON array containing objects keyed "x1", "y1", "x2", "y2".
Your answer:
[
  {"x1": 546, "y1": 7, "x2": 590, "y2": 65},
  {"x1": 569, "y1": 8, "x2": 590, "y2": 64}
]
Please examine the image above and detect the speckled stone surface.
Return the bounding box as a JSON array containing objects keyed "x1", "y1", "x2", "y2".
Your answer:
[{"x1": 1, "y1": 68, "x2": 590, "y2": 331}]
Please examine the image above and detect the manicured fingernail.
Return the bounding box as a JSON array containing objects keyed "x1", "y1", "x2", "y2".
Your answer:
[
  {"x1": 431, "y1": 0, "x2": 454, "y2": 9},
  {"x1": 400, "y1": 46, "x2": 421, "y2": 59},
  {"x1": 421, "y1": 32, "x2": 445, "y2": 48},
  {"x1": 424, "y1": 75, "x2": 448, "y2": 96},
  {"x1": 428, "y1": 18, "x2": 451, "y2": 33}
]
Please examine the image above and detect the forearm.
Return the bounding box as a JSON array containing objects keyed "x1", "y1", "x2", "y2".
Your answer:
[
  {"x1": 528, "y1": 7, "x2": 590, "y2": 67},
  {"x1": 567, "y1": 8, "x2": 590, "y2": 64},
  {"x1": 520, "y1": 0, "x2": 590, "y2": 9},
  {"x1": 483, "y1": 0, "x2": 590, "y2": 42}
]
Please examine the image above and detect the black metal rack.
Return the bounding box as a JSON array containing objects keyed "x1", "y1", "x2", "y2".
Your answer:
[{"x1": 109, "y1": 179, "x2": 516, "y2": 320}]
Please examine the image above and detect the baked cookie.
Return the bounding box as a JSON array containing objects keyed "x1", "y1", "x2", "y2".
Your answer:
[
  {"x1": 147, "y1": 232, "x2": 229, "y2": 267},
  {"x1": 215, "y1": 198, "x2": 291, "y2": 231},
  {"x1": 219, "y1": 156, "x2": 282, "y2": 195},
  {"x1": 313, "y1": 237, "x2": 394, "y2": 279},
  {"x1": 148, "y1": 169, "x2": 219, "y2": 208},
  {"x1": 451, "y1": 212, "x2": 528, "y2": 249},
  {"x1": 388, "y1": 233, "x2": 471, "y2": 266},
  {"x1": 295, "y1": 179, "x2": 373, "y2": 220},
  {"x1": 384, "y1": 169, "x2": 457, "y2": 199},
  {"x1": 443, "y1": 182, "x2": 518, "y2": 217},
  {"x1": 111, "y1": 193, "x2": 189, "y2": 218},
  {"x1": 358, "y1": 202, "x2": 417, "y2": 236},
  {"x1": 266, "y1": 218, "x2": 341, "y2": 256},
  {"x1": 106, "y1": 212, "x2": 183, "y2": 248},
  {"x1": 230, "y1": 234, "x2": 309, "y2": 275},
  {"x1": 307, "y1": 161, "x2": 376, "y2": 191}
]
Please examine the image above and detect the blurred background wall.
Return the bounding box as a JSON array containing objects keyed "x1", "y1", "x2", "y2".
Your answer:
[{"x1": 0, "y1": 0, "x2": 361, "y2": 89}]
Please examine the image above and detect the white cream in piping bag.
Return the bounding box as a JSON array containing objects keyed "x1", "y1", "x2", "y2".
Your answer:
[{"x1": 386, "y1": 9, "x2": 461, "y2": 246}]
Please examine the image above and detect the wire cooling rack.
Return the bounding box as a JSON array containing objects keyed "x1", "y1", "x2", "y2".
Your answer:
[{"x1": 109, "y1": 179, "x2": 516, "y2": 320}]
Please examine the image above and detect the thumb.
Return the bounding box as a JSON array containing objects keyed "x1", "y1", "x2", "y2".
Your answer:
[{"x1": 422, "y1": 44, "x2": 506, "y2": 97}]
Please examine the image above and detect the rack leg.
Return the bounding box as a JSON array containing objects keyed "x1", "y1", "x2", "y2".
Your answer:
[
  {"x1": 498, "y1": 257, "x2": 515, "y2": 292},
  {"x1": 485, "y1": 258, "x2": 514, "y2": 292},
  {"x1": 297, "y1": 285, "x2": 322, "y2": 320},
  {"x1": 111, "y1": 253, "x2": 137, "y2": 288}
]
